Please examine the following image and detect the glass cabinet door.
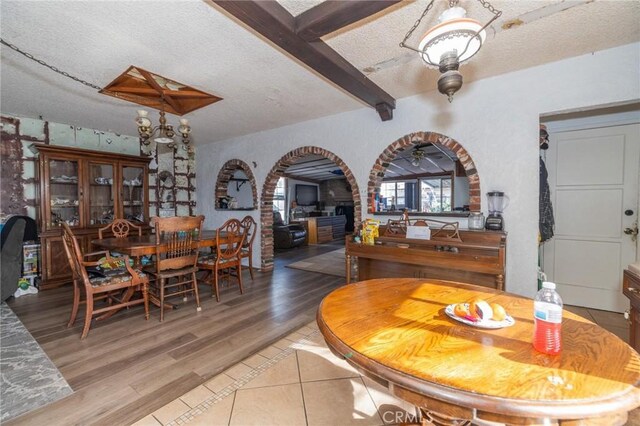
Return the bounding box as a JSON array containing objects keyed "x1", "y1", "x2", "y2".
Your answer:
[
  {"x1": 122, "y1": 165, "x2": 145, "y2": 223},
  {"x1": 88, "y1": 162, "x2": 115, "y2": 226},
  {"x1": 48, "y1": 159, "x2": 80, "y2": 228}
]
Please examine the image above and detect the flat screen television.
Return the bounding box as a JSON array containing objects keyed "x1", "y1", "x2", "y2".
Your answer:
[{"x1": 295, "y1": 184, "x2": 318, "y2": 206}]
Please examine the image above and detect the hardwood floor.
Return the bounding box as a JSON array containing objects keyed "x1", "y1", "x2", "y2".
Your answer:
[{"x1": 6, "y1": 242, "x2": 345, "y2": 426}]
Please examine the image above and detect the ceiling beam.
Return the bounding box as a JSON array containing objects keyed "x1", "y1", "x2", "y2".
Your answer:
[
  {"x1": 211, "y1": 0, "x2": 396, "y2": 121},
  {"x1": 283, "y1": 173, "x2": 322, "y2": 184},
  {"x1": 383, "y1": 171, "x2": 453, "y2": 182},
  {"x1": 295, "y1": 0, "x2": 402, "y2": 42}
]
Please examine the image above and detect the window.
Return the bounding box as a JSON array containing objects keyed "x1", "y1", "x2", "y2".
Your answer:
[
  {"x1": 421, "y1": 177, "x2": 452, "y2": 212},
  {"x1": 273, "y1": 177, "x2": 287, "y2": 221},
  {"x1": 380, "y1": 182, "x2": 406, "y2": 210}
]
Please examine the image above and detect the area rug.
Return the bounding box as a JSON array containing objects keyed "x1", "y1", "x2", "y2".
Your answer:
[
  {"x1": 0, "y1": 302, "x2": 73, "y2": 422},
  {"x1": 286, "y1": 248, "x2": 347, "y2": 277}
]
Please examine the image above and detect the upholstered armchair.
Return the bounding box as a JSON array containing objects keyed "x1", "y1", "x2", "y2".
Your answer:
[{"x1": 273, "y1": 211, "x2": 306, "y2": 249}]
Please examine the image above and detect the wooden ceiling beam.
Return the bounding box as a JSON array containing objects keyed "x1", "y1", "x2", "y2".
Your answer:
[
  {"x1": 282, "y1": 173, "x2": 322, "y2": 184},
  {"x1": 212, "y1": 0, "x2": 396, "y2": 121},
  {"x1": 295, "y1": 0, "x2": 402, "y2": 42}
]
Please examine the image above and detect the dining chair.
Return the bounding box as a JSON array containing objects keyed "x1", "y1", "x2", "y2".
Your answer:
[
  {"x1": 61, "y1": 223, "x2": 149, "y2": 339},
  {"x1": 146, "y1": 215, "x2": 204, "y2": 322},
  {"x1": 98, "y1": 218, "x2": 145, "y2": 263},
  {"x1": 197, "y1": 218, "x2": 244, "y2": 302},
  {"x1": 240, "y1": 215, "x2": 257, "y2": 280},
  {"x1": 98, "y1": 218, "x2": 142, "y2": 239}
]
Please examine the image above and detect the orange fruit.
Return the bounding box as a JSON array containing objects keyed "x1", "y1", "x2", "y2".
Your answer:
[
  {"x1": 453, "y1": 303, "x2": 469, "y2": 318},
  {"x1": 490, "y1": 303, "x2": 507, "y2": 321}
]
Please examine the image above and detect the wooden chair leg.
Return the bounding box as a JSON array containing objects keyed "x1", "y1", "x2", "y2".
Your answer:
[
  {"x1": 68, "y1": 279, "x2": 80, "y2": 328},
  {"x1": 248, "y1": 253, "x2": 254, "y2": 280},
  {"x1": 192, "y1": 272, "x2": 201, "y2": 312},
  {"x1": 142, "y1": 282, "x2": 150, "y2": 320},
  {"x1": 81, "y1": 294, "x2": 94, "y2": 339},
  {"x1": 159, "y1": 278, "x2": 165, "y2": 322},
  {"x1": 237, "y1": 264, "x2": 244, "y2": 295},
  {"x1": 182, "y1": 274, "x2": 189, "y2": 302},
  {"x1": 213, "y1": 267, "x2": 220, "y2": 302}
]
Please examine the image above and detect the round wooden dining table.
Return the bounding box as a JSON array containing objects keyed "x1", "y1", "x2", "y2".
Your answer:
[{"x1": 317, "y1": 278, "x2": 640, "y2": 426}]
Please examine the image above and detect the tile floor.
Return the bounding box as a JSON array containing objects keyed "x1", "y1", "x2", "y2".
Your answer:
[{"x1": 133, "y1": 307, "x2": 632, "y2": 426}]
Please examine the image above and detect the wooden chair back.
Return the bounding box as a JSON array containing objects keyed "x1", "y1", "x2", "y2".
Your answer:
[
  {"x1": 98, "y1": 219, "x2": 142, "y2": 239},
  {"x1": 216, "y1": 219, "x2": 244, "y2": 263},
  {"x1": 151, "y1": 215, "x2": 204, "y2": 272},
  {"x1": 240, "y1": 216, "x2": 257, "y2": 249},
  {"x1": 61, "y1": 223, "x2": 91, "y2": 286}
]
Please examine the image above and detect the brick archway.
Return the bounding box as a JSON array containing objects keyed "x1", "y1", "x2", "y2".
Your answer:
[
  {"x1": 260, "y1": 146, "x2": 362, "y2": 271},
  {"x1": 215, "y1": 159, "x2": 258, "y2": 209},
  {"x1": 367, "y1": 132, "x2": 480, "y2": 212}
]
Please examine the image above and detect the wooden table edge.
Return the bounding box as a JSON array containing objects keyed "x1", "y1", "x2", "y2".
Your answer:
[{"x1": 316, "y1": 301, "x2": 640, "y2": 422}]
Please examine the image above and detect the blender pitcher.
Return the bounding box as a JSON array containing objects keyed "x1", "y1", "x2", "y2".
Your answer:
[{"x1": 486, "y1": 191, "x2": 509, "y2": 230}]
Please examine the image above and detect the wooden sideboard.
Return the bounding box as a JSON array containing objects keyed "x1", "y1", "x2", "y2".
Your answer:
[
  {"x1": 345, "y1": 230, "x2": 506, "y2": 290},
  {"x1": 35, "y1": 144, "x2": 150, "y2": 289},
  {"x1": 292, "y1": 215, "x2": 346, "y2": 245},
  {"x1": 623, "y1": 269, "x2": 640, "y2": 352}
]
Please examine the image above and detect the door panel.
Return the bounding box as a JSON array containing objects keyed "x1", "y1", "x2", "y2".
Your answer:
[
  {"x1": 557, "y1": 134, "x2": 625, "y2": 186},
  {"x1": 543, "y1": 124, "x2": 639, "y2": 312},
  {"x1": 554, "y1": 240, "x2": 620, "y2": 289},
  {"x1": 554, "y1": 189, "x2": 622, "y2": 238}
]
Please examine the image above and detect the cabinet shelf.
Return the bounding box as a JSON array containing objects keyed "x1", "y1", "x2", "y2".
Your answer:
[{"x1": 50, "y1": 181, "x2": 78, "y2": 185}]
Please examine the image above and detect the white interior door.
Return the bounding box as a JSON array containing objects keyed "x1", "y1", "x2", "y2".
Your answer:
[{"x1": 543, "y1": 124, "x2": 639, "y2": 312}]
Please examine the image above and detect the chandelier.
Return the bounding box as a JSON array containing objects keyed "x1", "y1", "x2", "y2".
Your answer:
[
  {"x1": 136, "y1": 105, "x2": 191, "y2": 151},
  {"x1": 400, "y1": 0, "x2": 502, "y2": 102}
]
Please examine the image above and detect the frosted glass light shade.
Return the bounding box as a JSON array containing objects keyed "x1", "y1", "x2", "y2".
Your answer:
[{"x1": 418, "y1": 7, "x2": 485, "y2": 68}]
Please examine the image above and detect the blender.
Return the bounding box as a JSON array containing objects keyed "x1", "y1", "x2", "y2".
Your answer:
[{"x1": 485, "y1": 191, "x2": 509, "y2": 230}]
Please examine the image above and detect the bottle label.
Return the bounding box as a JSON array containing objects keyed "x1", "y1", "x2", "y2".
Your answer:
[{"x1": 534, "y1": 302, "x2": 562, "y2": 324}]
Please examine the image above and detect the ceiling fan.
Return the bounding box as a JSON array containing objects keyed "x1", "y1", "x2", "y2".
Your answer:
[{"x1": 410, "y1": 144, "x2": 429, "y2": 167}]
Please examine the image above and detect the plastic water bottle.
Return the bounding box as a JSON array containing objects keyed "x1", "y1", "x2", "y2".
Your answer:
[{"x1": 533, "y1": 281, "x2": 563, "y2": 355}]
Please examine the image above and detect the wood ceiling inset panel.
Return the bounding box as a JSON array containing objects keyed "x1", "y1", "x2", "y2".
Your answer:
[{"x1": 100, "y1": 66, "x2": 222, "y2": 116}]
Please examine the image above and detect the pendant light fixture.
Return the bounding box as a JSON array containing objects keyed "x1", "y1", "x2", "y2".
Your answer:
[
  {"x1": 411, "y1": 146, "x2": 427, "y2": 167},
  {"x1": 400, "y1": 0, "x2": 502, "y2": 102},
  {"x1": 136, "y1": 104, "x2": 192, "y2": 150}
]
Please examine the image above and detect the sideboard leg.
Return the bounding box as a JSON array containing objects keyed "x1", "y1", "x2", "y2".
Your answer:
[{"x1": 496, "y1": 274, "x2": 504, "y2": 291}]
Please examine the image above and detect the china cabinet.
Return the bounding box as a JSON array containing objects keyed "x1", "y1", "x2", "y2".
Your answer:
[{"x1": 35, "y1": 144, "x2": 150, "y2": 289}]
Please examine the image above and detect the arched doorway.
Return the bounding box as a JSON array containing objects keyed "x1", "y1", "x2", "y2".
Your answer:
[
  {"x1": 367, "y1": 131, "x2": 481, "y2": 212},
  {"x1": 260, "y1": 146, "x2": 362, "y2": 271},
  {"x1": 215, "y1": 159, "x2": 258, "y2": 210}
]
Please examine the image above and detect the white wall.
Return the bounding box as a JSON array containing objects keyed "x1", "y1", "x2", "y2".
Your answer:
[
  {"x1": 226, "y1": 170, "x2": 254, "y2": 209},
  {"x1": 196, "y1": 42, "x2": 640, "y2": 298}
]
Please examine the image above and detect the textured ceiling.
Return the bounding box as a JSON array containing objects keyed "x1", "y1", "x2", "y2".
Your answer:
[{"x1": 1, "y1": 0, "x2": 639, "y2": 144}]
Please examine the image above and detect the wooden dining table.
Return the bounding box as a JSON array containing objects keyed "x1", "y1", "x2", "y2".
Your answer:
[
  {"x1": 91, "y1": 229, "x2": 218, "y2": 259},
  {"x1": 91, "y1": 230, "x2": 219, "y2": 311},
  {"x1": 317, "y1": 278, "x2": 640, "y2": 426}
]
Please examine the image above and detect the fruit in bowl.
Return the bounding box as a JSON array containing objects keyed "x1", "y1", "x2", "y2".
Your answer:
[{"x1": 453, "y1": 299, "x2": 508, "y2": 322}]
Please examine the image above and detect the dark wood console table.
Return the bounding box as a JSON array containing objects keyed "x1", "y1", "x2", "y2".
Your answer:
[{"x1": 345, "y1": 230, "x2": 506, "y2": 290}]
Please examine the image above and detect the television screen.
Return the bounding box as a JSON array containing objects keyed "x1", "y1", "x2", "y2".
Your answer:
[{"x1": 296, "y1": 184, "x2": 318, "y2": 206}]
